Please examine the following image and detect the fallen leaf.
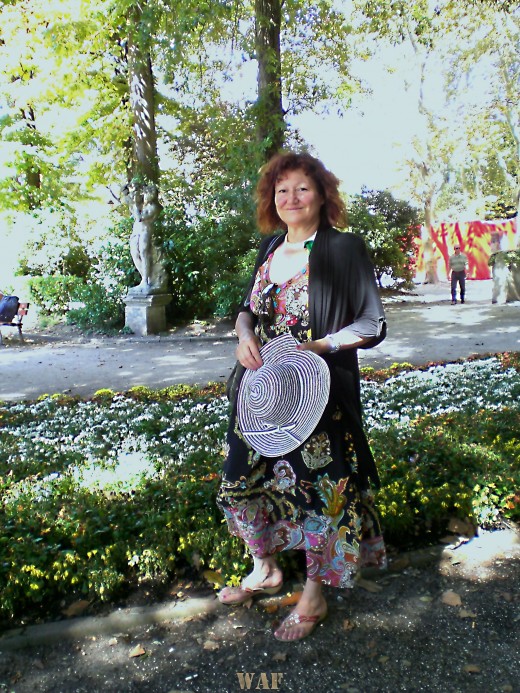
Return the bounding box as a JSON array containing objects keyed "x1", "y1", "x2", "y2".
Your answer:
[
  {"x1": 441, "y1": 590, "x2": 462, "y2": 607},
  {"x1": 272, "y1": 651, "x2": 287, "y2": 662},
  {"x1": 342, "y1": 618, "x2": 355, "y2": 631},
  {"x1": 357, "y1": 578, "x2": 383, "y2": 593},
  {"x1": 129, "y1": 645, "x2": 146, "y2": 658},
  {"x1": 389, "y1": 557, "x2": 410, "y2": 571},
  {"x1": 459, "y1": 609, "x2": 477, "y2": 619},
  {"x1": 498, "y1": 592, "x2": 513, "y2": 602},
  {"x1": 203, "y1": 640, "x2": 219, "y2": 651},
  {"x1": 61, "y1": 600, "x2": 91, "y2": 618},
  {"x1": 202, "y1": 570, "x2": 225, "y2": 587},
  {"x1": 379, "y1": 656, "x2": 390, "y2": 664},
  {"x1": 501, "y1": 685, "x2": 513, "y2": 692},
  {"x1": 448, "y1": 517, "x2": 475, "y2": 536},
  {"x1": 278, "y1": 591, "x2": 303, "y2": 607},
  {"x1": 419, "y1": 596, "x2": 433, "y2": 603},
  {"x1": 464, "y1": 664, "x2": 481, "y2": 674},
  {"x1": 439, "y1": 534, "x2": 459, "y2": 544}
]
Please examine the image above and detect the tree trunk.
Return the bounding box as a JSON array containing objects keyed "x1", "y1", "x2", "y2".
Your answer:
[
  {"x1": 123, "y1": 5, "x2": 167, "y2": 296},
  {"x1": 422, "y1": 197, "x2": 439, "y2": 284},
  {"x1": 127, "y1": 13, "x2": 159, "y2": 185},
  {"x1": 254, "y1": 0, "x2": 285, "y2": 160},
  {"x1": 21, "y1": 106, "x2": 41, "y2": 208}
]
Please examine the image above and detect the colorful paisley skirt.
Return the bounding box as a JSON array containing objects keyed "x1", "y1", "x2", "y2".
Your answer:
[{"x1": 217, "y1": 401, "x2": 386, "y2": 588}]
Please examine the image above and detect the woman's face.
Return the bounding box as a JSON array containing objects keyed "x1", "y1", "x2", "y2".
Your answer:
[{"x1": 274, "y1": 169, "x2": 323, "y2": 232}]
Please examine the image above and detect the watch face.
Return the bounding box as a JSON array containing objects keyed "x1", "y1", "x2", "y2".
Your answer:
[{"x1": 327, "y1": 335, "x2": 339, "y2": 352}]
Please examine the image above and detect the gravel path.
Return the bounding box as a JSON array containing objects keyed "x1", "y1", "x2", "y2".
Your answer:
[{"x1": 1, "y1": 280, "x2": 519, "y2": 402}]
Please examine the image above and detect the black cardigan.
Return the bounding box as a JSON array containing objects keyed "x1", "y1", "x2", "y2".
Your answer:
[{"x1": 236, "y1": 227, "x2": 387, "y2": 488}]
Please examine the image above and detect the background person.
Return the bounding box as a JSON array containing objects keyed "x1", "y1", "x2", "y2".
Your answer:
[
  {"x1": 449, "y1": 244, "x2": 468, "y2": 304},
  {"x1": 216, "y1": 151, "x2": 387, "y2": 642}
]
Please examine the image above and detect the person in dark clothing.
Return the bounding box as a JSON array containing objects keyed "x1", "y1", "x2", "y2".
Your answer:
[{"x1": 217, "y1": 152, "x2": 387, "y2": 641}]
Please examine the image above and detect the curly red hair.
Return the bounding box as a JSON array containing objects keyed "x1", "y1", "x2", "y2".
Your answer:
[{"x1": 255, "y1": 151, "x2": 347, "y2": 234}]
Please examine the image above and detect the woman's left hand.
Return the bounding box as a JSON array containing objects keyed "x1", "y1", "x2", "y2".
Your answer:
[{"x1": 296, "y1": 338, "x2": 331, "y2": 356}]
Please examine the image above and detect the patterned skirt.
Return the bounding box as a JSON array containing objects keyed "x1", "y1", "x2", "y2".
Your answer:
[{"x1": 217, "y1": 402, "x2": 386, "y2": 588}]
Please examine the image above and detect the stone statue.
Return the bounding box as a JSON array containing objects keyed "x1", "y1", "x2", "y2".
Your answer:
[{"x1": 122, "y1": 183, "x2": 168, "y2": 295}]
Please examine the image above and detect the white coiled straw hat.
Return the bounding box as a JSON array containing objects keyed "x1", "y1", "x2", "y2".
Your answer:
[{"x1": 237, "y1": 333, "x2": 331, "y2": 457}]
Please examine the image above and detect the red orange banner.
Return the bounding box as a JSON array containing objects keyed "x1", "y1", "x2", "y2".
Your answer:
[{"x1": 415, "y1": 218, "x2": 518, "y2": 281}]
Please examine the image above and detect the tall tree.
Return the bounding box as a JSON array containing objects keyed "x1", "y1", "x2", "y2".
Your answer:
[
  {"x1": 254, "y1": 0, "x2": 284, "y2": 159},
  {"x1": 353, "y1": 0, "x2": 519, "y2": 279},
  {"x1": 0, "y1": 1, "x2": 76, "y2": 212},
  {"x1": 233, "y1": 0, "x2": 357, "y2": 160},
  {"x1": 446, "y1": 7, "x2": 520, "y2": 225}
]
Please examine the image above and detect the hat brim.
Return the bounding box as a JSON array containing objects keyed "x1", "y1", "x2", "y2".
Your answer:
[{"x1": 237, "y1": 333, "x2": 331, "y2": 457}]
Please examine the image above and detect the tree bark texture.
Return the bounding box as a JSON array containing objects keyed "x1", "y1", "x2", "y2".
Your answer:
[
  {"x1": 422, "y1": 197, "x2": 439, "y2": 284},
  {"x1": 123, "y1": 5, "x2": 167, "y2": 296},
  {"x1": 127, "y1": 8, "x2": 159, "y2": 185},
  {"x1": 255, "y1": 0, "x2": 285, "y2": 160}
]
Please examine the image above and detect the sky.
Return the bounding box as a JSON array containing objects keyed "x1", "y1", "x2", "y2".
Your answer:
[
  {"x1": 294, "y1": 69, "x2": 418, "y2": 197},
  {"x1": 292, "y1": 45, "x2": 444, "y2": 199}
]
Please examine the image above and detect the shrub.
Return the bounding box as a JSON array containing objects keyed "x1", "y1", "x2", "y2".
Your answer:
[
  {"x1": 66, "y1": 224, "x2": 140, "y2": 331},
  {"x1": 1, "y1": 358, "x2": 519, "y2": 625},
  {"x1": 372, "y1": 408, "x2": 520, "y2": 547},
  {"x1": 67, "y1": 279, "x2": 125, "y2": 331},
  {"x1": 28, "y1": 275, "x2": 85, "y2": 315},
  {"x1": 348, "y1": 188, "x2": 421, "y2": 288}
]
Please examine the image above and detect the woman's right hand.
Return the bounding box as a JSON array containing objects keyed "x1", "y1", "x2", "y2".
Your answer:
[{"x1": 236, "y1": 332, "x2": 263, "y2": 370}]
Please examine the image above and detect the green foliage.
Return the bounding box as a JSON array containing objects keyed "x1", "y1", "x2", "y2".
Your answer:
[
  {"x1": 1, "y1": 358, "x2": 519, "y2": 624},
  {"x1": 348, "y1": 188, "x2": 421, "y2": 287},
  {"x1": 161, "y1": 101, "x2": 264, "y2": 318},
  {"x1": 66, "y1": 281, "x2": 125, "y2": 331},
  {"x1": 66, "y1": 220, "x2": 140, "y2": 331},
  {"x1": 28, "y1": 275, "x2": 84, "y2": 315},
  {"x1": 0, "y1": 389, "x2": 240, "y2": 623},
  {"x1": 488, "y1": 249, "x2": 520, "y2": 268},
  {"x1": 372, "y1": 408, "x2": 520, "y2": 547},
  {"x1": 16, "y1": 208, "x2": 92, "y2": 278}
]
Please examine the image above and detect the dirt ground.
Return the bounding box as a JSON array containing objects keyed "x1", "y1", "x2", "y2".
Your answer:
[
  {"x1": 1, "y1": 530, "x2": 519, "y2": 693},
  {"x1": 0, "y1": 280, "x2": 519, "y2": 693}
]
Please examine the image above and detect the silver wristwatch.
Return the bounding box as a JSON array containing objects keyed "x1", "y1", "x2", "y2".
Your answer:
[{"x1": 326, "y1": 333, "x2": 341, "y2": 353}]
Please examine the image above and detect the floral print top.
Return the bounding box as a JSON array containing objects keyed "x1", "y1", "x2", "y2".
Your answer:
[{"x1": 249, "y1": 252, "x2": 312, "y2": 345}]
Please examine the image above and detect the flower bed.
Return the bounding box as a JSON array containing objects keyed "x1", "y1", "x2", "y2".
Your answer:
[{"x1": 1, "y1": 359, "x2": 519, "y2": 623}]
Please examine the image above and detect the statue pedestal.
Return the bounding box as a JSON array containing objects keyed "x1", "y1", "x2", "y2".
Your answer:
[{"x1": 124, "y1": 293, "x2": 172, "y2": 336}]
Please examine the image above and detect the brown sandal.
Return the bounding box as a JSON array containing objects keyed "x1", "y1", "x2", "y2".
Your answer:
[
  {"x1": 273, "y1": 610, "x2": 327, "y2": 641},
  {"x1": 218, "y1": 579, "x2": 283, "y2": 605}
]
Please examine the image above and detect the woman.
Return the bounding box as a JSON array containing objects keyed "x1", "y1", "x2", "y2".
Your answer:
[{"x1": 217, "y1": 152, "x2": 387, "y2": 642}]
